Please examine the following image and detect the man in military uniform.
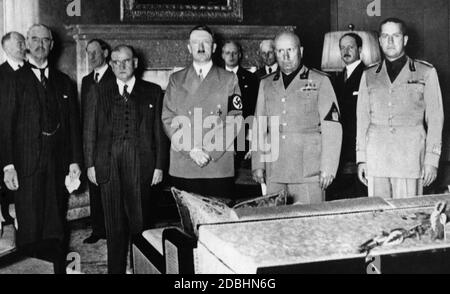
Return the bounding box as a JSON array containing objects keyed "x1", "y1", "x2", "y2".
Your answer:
[
  {"x1": 162, "y1": 25, "x2": 243, "y2": 199},
  {"x1": 357, "y1": 18, "x2": 443, "y2": 198},
  {"x1": 252, "y1": 31, "x2": 342, "y2": 204}
]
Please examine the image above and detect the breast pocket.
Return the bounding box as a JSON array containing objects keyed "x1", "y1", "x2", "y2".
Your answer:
[
  {"x1": 298, "y1": 93, "x2": 318, "y2": 114},
  {"x1": 405, "y1": 84, "x2": 425, "y2": 108}
]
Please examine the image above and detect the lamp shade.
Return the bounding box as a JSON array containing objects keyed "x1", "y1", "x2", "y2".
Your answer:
[{"x1": 321, "y1": 30, "x2": 381, "y2": 72}]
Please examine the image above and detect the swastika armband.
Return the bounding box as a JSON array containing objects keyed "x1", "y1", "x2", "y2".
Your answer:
[
  {"x1": 324, "y1": 102, "x2": 340, "y2": 123},
  {"x1": 228, "y1": 94, "x2": 243, "y2": 114}
]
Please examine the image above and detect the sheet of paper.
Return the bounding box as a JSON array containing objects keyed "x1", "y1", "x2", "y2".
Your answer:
[
  {"x1": 65, "y1": 175, "x2": 81, "y2": 194},
  {"x1": 261, "y1": 183, "x2": 267, "y2": 196}
]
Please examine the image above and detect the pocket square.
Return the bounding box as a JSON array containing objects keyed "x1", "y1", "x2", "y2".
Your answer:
[
  {"x1": 353, "y1": 91, "x2": 359, "y2": 96},
  {"x1": 149, "y1": 104, "x2": 153, "y2": 109},
  {"x1": 63, "y1": 94, "x2": 68, "y2": 99}
]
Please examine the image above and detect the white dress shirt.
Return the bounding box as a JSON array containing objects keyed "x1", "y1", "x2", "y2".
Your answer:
[
  {"x1": 93, "y1": 63, "x2": 108, "y2": 82},
  {"x1": 28, "y1": 58, "x2": 49, "y2": 81},
  {"x1": 6, "y1": 57, "x2": 24, "y2": 71},
  {"x1": 116, "y1": 76, "x2": 136, "y2": 96},
  {"x1": 345, "y1": 59, "x2": 362, "y2": 79},
  {"x1": 265, "y1": 63, "x2": 278, "y2": 74},
  {"x1": 225, "y1": 65, "x2": 239, "y2": 74}
]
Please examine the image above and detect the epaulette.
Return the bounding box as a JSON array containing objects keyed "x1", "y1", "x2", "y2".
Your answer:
[
  {"x1": 272, "y1": 70, "x2": 281, "y2": 81},
  {"x1": 409, "y1": 59, "x2": 416, "y2": 72},
  {"x1": 365, "y1": 62, "x2": 381, "y2": 72},
  {"x1": 415, "y1": 59, "x2": 434, "y2": 68},
  {"x1": 310, "y1": 68, "x2": 331, "y2": 78},
  {"x1": 261, "y1": 71, "x2": 276, "y2": 81}
]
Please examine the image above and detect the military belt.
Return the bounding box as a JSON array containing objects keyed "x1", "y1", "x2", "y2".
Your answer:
[
  {"x1": 369, "y1": 122, "x2": 422, "y2": 128},
  {"x1": 278, "y1": 125, "x2": 320, "y2": 134}
]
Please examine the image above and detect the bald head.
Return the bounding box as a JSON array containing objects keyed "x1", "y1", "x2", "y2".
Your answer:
[
  {"x1": 274, "y1": 31, "x2": 303, "y2": 74},
  {"x1": 2, "y1": 32, "x2": 26, "y2": 62},
  {"x1": 274, "y1": 31, "x2": 301, "y2": 48}
]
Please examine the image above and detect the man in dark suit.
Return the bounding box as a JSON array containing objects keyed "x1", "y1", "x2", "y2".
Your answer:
[
  {"x1": 84, "y1": 45, "x2": 168, "y2": 274},
  {"x1": 221, "y1": 40, "x2": 259, "y2": 175},
  {"x1": 0, "y1": 31, "x2": 26, "y2": 227},
  {"x1": 326, "y1": 32, "x2": 367, "y2": 201},
  {"x1": 2, "y1": 24, "x2": 82, "y2": 274},
  {"x1": 254, "y1": 39, "x2": 278, "y2": 80},
  {"x1": 80, "y1": 39, "x2": 114, "y2": 244}
]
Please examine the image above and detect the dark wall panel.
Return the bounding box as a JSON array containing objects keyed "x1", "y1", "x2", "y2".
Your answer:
[{"x1": 39, "y1": 0, "x2": 330, "y2": 77}]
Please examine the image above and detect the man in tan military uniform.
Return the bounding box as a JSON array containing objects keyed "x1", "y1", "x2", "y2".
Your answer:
[
  {"x1": 162, "y1": 25, "x2": 243, "y2": 199},
  {"x1": 252, "y1": 31, "x2": 342, "y2": 204},
  {"x1": 357, "y1": 18, "x2": 444, "y2": 198}
]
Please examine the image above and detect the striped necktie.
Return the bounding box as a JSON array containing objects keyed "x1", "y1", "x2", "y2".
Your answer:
[{"x1": 122, "y1": 84, "x2": 130, "y2": 102}]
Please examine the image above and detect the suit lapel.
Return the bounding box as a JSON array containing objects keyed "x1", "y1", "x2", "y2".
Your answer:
[
  {"x1": 102, "y1": 66, "x2": 115, "y2": 83},
  {"x1": 100, "y1": 79, "x2": 118, "y2": 121},
  {"x1": 129, "y1": 78, "x2": 144, "y2": 126},
  {"x1": 346, "y1": 62, "x2": 364, "y2": 83},
  {"x1": 2, "y1": 62, "x2": 14, "y2": 75},
  {"x1": 182, "y1": 65, "x2": 201, "y2": 93},
  {"x1": 45, "y1": 67, "x2": 63, "y2": 114}
]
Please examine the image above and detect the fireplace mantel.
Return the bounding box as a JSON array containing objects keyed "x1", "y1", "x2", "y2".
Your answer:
[{"x1": 67, "y1": 24, "x2": 295, "y2": 92}]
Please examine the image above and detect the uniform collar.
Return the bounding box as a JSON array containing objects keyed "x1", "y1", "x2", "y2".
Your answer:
[
  {"x1": 385, "y1": 54, "x2": 407, "y2": 82},
  {"x1": 193, "y1": 60, "x2": 213, "y2": 77}
]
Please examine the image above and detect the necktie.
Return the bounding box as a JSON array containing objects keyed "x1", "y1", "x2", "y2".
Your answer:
[
  {"x1": 122, "y1": 84, "x2": 130, "y2": 102},
  {"x1": 344, "y1": 68, "x2": 349, "y2": 82},
  {"x1": 94, "y1": 72, "x2": 100, "y2": 83},
  {"x1": 39, "y1": 68, "x2": 48, "y2": 89},
  {"x1": 268, "y1": 67, "x2": 272, "y2": 74},
  {"x1": 29, "y1": 63, "x2": 48, "y2": 89},
  {"x1": 198, "y1": 68, "x2": 204, "y2": 81}
]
